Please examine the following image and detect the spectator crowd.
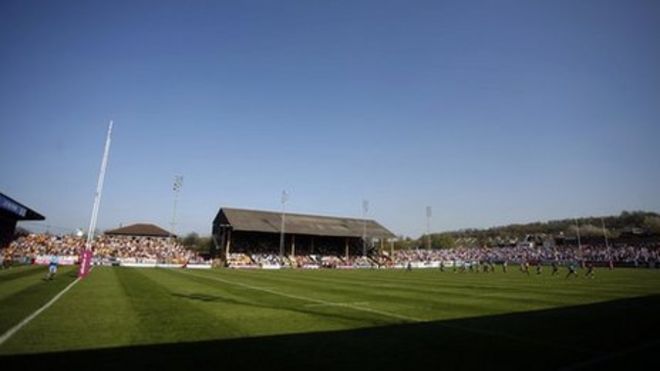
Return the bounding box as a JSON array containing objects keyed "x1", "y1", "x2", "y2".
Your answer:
[
  {"x1": 2, "y1": 233, "x2": 203, "y2": 265},
  {"x1": 390, "y1": 243, "x2": 660, "y2": 268},
  {"x1": 224, "y1": 242, "x2": 660, "y2": 269},
  {"x1": 3, "y1": 233, "x2": 659, "y2": 269}
]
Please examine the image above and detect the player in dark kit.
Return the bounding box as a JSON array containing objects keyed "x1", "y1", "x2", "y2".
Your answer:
[
  {"x1": 551, "y1": 261, "x2": 559, "y2": 276},
  {"x1": 521, "y1": 261, "x2": 530, "y2": 275},
  {"x1": 585, "y1": 262, "x2": 595, "y2": 279},
  {"x1": 566, "y1": 262, "x2": 578, "y2": 278},
  {"x1": 536, "y1": 263, "x2": 542, "y2": 275}
]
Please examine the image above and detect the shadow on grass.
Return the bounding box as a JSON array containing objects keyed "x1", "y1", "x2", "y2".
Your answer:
[
  {"x1": 0, "y1": 265, "x2": 43, "y2": 282},
  {"x1": 3, "y1": 295, "x2": 660, "y2": 371},
  {"x1": 0, "y1": 270, "x2": 78, "y2": 334}
]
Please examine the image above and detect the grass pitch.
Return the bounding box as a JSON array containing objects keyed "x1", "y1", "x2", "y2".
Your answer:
[{"x1": 1, "y1": 266, "x2": 659, "y2": 370}]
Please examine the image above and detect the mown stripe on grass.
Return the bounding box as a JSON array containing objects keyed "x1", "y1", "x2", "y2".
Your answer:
[
  {"x1": 354, "y1": 268, "x2": 660, "y2": 292},
  {"x1": 176, "y1": 269, "x2": 422, "y2": 323},
  {"x1": 0, "y1": 267, "x2": 76, "y2": 334},
  {"x1": 0, "y1": 276, "x2": 80, "y2": 347},
  {"x1": 2, "y1": 267, "x2": 143, "y2": 354},
  {"x1": 253, "y1": 269, "x2": 585, "y2": 306},
  {"x1": 0, "y1": 266, "x2": 44, "y2": 282},
  {"x1": 199, "y1": 269, "x2": 597, "y2": 355},
  {"x1": 162, "y1": 268, "x2": 392, "y2": 327},
  {"x1": 220, "y1": 269, "x2": 488, "y2": 316},
  {"x1": 219, "y1": 269, "x2": 569, "y2": 319},
  {"x1": 306, "y1": 269, "x2": 658, "y2": 302},
  {"x1": 317, "y1": 269, "x2": 622, "y2": 292},
  {"x1": 223, "y1": 270, "x2": 616, "y2": 334},
  {"x1": 0, "y1": 268, "x2": 55, "y2": 302},
  {"x1": 291, "y1": 269, "x2": 645, "y2": 307},
  {"x1": 115, "y1": 268, "x2": 246, "y2": 343}
]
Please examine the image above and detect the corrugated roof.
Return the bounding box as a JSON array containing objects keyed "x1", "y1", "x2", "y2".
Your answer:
[
  {"x1": 104, "y1": 223, "x2": 173, "y2": 237},
  {"x1": 218, "y1": 208, "x2": 395, "y2": 239}
]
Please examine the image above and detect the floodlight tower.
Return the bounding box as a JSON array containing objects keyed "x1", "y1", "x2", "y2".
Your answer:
[
  {"x1": 170, "y1": 175, "x2": 184, "y2": 242},
  {"x1": 426, "y1": 206, "x2": 432, "y2": 250},
  {"x1": 279, "y1": 190, "x2": 289, "y2": 259}
]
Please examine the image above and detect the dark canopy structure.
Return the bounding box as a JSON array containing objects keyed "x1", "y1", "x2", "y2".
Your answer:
[
  {"x1": 105, "y1": 223, "x2": 174, "y2": 238},
  {"x1": 0, "y1": 192, "x2": 45, "y2": 248},
  {"x1": 212, "y1": 207, "x2": 395, "y2": 258}
]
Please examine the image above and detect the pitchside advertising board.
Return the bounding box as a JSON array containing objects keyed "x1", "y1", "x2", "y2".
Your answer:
[
  {"x1": 35, "y1": 254, "x2": 211, "y2": 272},
  {"x1": 119, "y1": 262, "x2": 212, "y2": 269},
  {"x1": 35, "y1": 255, "x2": 78, "y2": 265}
]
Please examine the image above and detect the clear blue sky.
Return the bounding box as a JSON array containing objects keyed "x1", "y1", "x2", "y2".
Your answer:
[{"x1": 1, "y1": 0, "x2": 659, "y2": 237}]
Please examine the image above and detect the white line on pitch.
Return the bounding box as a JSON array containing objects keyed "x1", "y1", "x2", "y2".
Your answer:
[
  {"x1": 0, "y1": 276, "x2": 81, "y2": 346},
  {"x1": 175, "y1": 270, "x2": 421, "y2": 322},
  {"x1": 304, "y1": 302, "x2": 370, "y2": 308}
]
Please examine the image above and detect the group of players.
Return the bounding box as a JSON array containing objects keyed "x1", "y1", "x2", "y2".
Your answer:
[
  {"x1": 518, "y1": 260, "x2": 596, "y2": 278},
  {"x1": 422, "y1": 259, "x2": 598, "y2": 278}
]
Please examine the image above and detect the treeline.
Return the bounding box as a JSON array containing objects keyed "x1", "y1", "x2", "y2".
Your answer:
[
  {"x1": 178, "y1": 233, "x2": 215, "y2": 253},
  {"x1": 410, "y1": 211, "x2": 660, "y2": 250}
]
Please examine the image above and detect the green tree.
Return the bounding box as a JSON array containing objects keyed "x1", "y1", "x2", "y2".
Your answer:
[
  {"x1": 432, "y1": 234, "x2": 455, "y2": 249},
  {"x1": 393, "y1": 236, "x2": 415, "y2": 250},
  {"x1": 182, "y1": 232, "x2": 200, "y2": 248},
  {"x1": 643, "y1": 216, "x2": 660, "y2": 234}
]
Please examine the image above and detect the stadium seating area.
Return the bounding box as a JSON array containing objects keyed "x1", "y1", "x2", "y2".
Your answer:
[
  {"x1": 219, "y1": 242, "x2": 660, "y2": 270},
  {"x1": 226, "y1": 253, "x2": 256, "y2": 267},
  {"x1": 319, "y1": 255, "x2": 343, "y2": 268},
  {"x1": 3, "y1": 234, "x2": 83, "y2": 258},
  {"x1": 251, "y1": 253, "x2": 284, "y2": 267},
  {"x1": 233, "y1": 241, "x2": 660, "y2": 269},
  {"x1": 5, "y1": 233, "x2": 202, "y2": 264},
  {"x1": 290, "y1": 254, "x2": 316, "y2": 268},
  {"x1": 352, "y1": 256, "x2": 376, "y2": 268},
  {"x1": 95, "y1": 235, "x2": 199, "y2": 264},
  {"x1": 390, "y1": 243, "x2": 660, "y2": 267},
  {"x1": 3, "y1": 233, "x2": 659, "y2": 269}
]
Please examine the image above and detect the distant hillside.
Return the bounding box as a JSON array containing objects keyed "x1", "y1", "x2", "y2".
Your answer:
[{"x1": 419, "y1": 211, "x2": 660, "y2": 249}]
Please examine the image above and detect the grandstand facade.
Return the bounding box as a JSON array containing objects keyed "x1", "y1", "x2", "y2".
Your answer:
[
  {"x1": 0, "y1": 192, "x2": 44, "y2": 248},
  {"x1": 212, "y1": 207, "x2": 395, "y2": 258}
]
